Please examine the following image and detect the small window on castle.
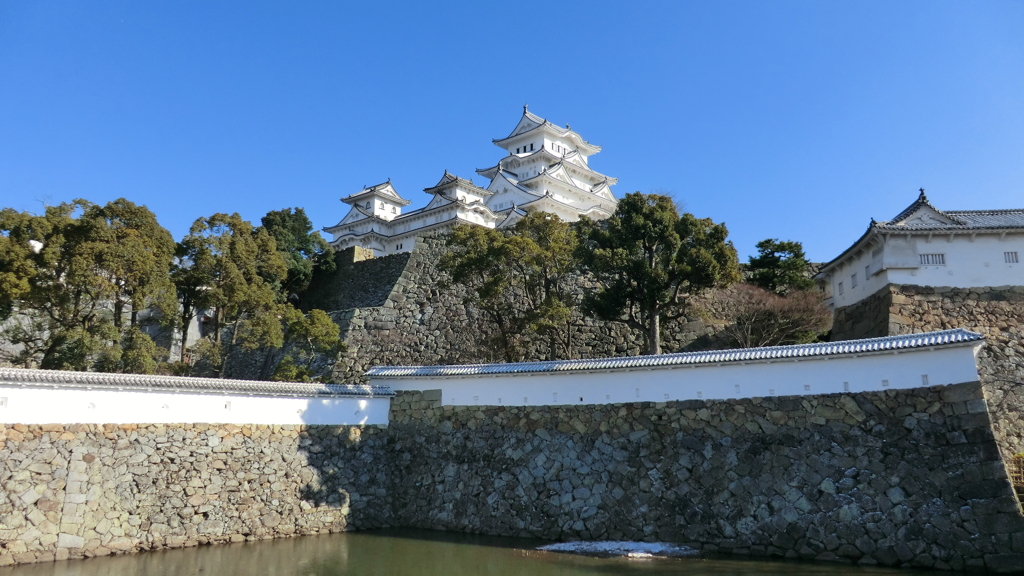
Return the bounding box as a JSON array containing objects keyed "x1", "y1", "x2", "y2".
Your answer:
[
  {"x1": 391, "y1": 206, "x2": 396, "y2": 213},
  {"x1": 838, "y1": 282, "x2": 844, "y2": 295},
  {"x1": 851, "y1": 273, "x2": 858, "y2": 288},
  {"x1": 365, "y1": 202, "x2": 370, "y2": 209},
  {"x1": 530, "y1": 143, "x2": 534, "y2": 151},
  {"x1": 1006, "y1": 251, "x2": 1019, "y2": 264},
  {"x1": 865, "y1": 265, "x2": 870, "y2": 279},
  {"x1": 920, "y1": 253, "x2": 946, "y2": 266}
]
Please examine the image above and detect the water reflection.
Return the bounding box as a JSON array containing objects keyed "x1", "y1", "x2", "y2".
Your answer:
[{"x1": 1, "y1": 529, "x2": 907, "y2": 576}]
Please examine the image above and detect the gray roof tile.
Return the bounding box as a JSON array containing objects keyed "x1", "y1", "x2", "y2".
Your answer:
[
  {"x1": 0, "y1": 368, "x2": 392, "y2": 398},
  {"x1": 365, "y1": 329, "x2": 983, "y2": 379}
]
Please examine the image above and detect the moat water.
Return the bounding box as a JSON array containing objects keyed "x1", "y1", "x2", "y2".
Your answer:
[{"x1": 0, "y1": 529, "x2": 907, "y2": 576}]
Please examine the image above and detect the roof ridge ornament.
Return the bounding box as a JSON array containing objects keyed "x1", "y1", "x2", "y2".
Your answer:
[{"x1": 523, "y1": 103, "x2": 528, "y2": 114}]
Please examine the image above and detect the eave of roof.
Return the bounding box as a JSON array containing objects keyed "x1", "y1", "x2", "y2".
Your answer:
[
  {"x1": 518, "y1": 172, "x2": 617, "y2": 207},
  {"x1": 0, "y1": 368, "x2": 393, "y2": 398},
  {"x1": 366, "y1": 329, "x2": 983, "y2": 379},
  {"x1": 518, "y1": 194, "x2": 611, "y2": 216},
  {"x1": 423, "y1": 172, "x2": 494, "y2": 196}
]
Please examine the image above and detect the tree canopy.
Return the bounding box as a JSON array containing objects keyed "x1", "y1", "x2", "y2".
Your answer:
[
  {"x1": 171, "y1": 213, "x2": 289, "y2": 373},
  {"x1": 578, "y1": 192, "x2": 741, "y2": 355},
  {"x1": 441, "y1": 212, "x2": 579, "y2": 361},
  {"x1": 0, "y1": 199, "x2": 173, "y2": 371},
  {"x1": 747, "y1": 238, "x2": 815, "y2": 294},
  {"x1": 260, "y1": 207, "x2": 335, "y2": 297}
]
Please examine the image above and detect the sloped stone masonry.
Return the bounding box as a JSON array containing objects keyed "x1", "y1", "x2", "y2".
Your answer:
[{"x1": 300, "y1": 236, "x2": 731, "y2": 384}]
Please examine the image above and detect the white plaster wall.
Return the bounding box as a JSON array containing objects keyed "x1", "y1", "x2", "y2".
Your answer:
[
  {"x1": 0, "y1": 388, "x2": 391, "y2": 426},
  {"x1": 827, "y1": 233, "x2": 1024, "y2": 308},
  {"x1": 887, "y1": 234, "x2": 1024, "y2": 289},
  {"x1": 373, "y1": 344, "x2": 981, "y2": 407}
]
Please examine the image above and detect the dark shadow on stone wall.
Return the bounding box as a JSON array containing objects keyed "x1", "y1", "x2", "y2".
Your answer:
[
  {"x1": 831, "y1": 284, "x2": 1024, "y2": 466},
  {"x1": 380, "y1": 385, "x2": 1024, "y2": 570}
]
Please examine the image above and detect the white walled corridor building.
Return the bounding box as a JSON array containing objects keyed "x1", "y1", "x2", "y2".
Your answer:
[
  {"x1": 816, "y1": 190, "x2": 1024, "y2": 309},
  {"x1": 323, "y1": 107, "x2": 619, "y2": 256}
]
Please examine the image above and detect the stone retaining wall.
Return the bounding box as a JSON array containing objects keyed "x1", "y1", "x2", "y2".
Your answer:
[
  {"x1": 0, "y1": 423, "x2": 390, "y2": 566},
  {"x1": 4, "y1": 382, "x2": 1024, "y2": 572},
  {"x1": 831, "y1": 285, "x2": 1024, "y2": 463},
  {"x1": 387, "y1": 384, "x2": 1024, "y2": 572}
]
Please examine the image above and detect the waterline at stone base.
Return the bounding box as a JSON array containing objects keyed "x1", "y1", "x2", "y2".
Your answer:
[{"x1": 538, "y1": 540, "x2": 698, "y2": 558}]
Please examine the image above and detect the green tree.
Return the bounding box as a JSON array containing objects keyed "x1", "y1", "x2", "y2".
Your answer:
[
  {"x1": 441, "y1": 212, "x2": 580, "y2": 362},
  {"x1": 507, "y1": 212, "x2": 579, "y2": 360},
  {"x1": 441, "y1": 224, "x2": 525, "y2": 361},
  {"x1": 80, "y1": 199, "x2": 177, "y2": 335},
  {"x1": 0, "y1": 209, "x2": 39, "y2": 322},
  {"x1": 1, "y1": 199, "x2": 174, "y2": 370},
  {"x1": 747, "y1": 238, "x2": 815, "y2": 294},
  {"x1": 94, "y1": 326, "x2": 161, "y2": 374},
  {"x1": 0, "y1": 201, "x2": 117, "y2": 369},
  {"x1": 260, "y1": 208, "x2": 336, "y2": 297},
  {"x1": 578, "y1": 192, "x2": 741, "y2": 355},
  {"x1": 271, "y1": 308, "x2": 344, "y2": 382},
  {"x1": 171, "y1": 213, "x2": 289, "y2": 374}
]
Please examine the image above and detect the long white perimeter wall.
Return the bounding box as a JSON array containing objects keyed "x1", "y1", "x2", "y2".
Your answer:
[
  {"x1": 368, "y1": 330, "x2": 984, "y2": 407},
  {"x1": 0, "y1": 369, "x2": 392, "y2": 425},
  {"x1": 0, "y1": 388, "x2": 391, "y2": 426}
]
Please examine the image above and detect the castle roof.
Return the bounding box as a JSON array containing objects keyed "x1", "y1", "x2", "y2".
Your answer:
[
  {"x1": 422, "y1": 170, "x2": 493, "y2": 197},
  {"x1": 876, "y1": 191, "x2": 1024, "y2": 230},
  {"x1": 492, "y1": 106, "x2": 602, "y2": 156},
  {"x1": 342, "y1": 180, "x2": 412, "y2": 207}
]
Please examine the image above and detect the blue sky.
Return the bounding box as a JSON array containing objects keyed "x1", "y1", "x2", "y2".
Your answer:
[{"x1": 1, "y1": 1, "x2": 1022, "y2": 262}]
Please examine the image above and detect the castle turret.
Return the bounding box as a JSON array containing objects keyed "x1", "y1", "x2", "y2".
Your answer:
[
  {"x1": 340, "y1": 180, "x2": 410, "y2": 221},
  {"x1": 476, "y1": 106, "x2": 618, "y2": 223}
]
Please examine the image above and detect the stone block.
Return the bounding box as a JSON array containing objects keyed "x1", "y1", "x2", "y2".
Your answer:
[
  {"x1": 57, "y1": 533, "x2": 84, "y2": 548},
  {"x1": 985, "y1": 554, "x2": 1024, "y2": 573}
]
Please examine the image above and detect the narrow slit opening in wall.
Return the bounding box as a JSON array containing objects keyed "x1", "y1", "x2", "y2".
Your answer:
[
  {"x1": 882, "y1": 379, "x2": 889, "y2": 388},
  {"x1": 843, "y1": 382, "x2": 850, "y2": 392},
  {"x1": 664, "y1": 393, "x2": 670, "y2": 400},
  {"x1": 498, "y1": 397, "x2": 502, "y2": 404},
  {"x1": 921, "y1": 374, "x2": 929, "y2": 386},
  {"x1": 224, "y1": 401, "x2": 231, "y2": 411},
  {"x1": 635, "y1": 388, "x2": 640, "y2": 398},
  {"x1": 0, "y1": 397, "x2": 6, "y2": 409},
  {"x1": 579, "y1": 397, "x2": 583, "y2": 403},
  {"x1": 769, "y1": 389, "x2": 775, "y2": 396},
  {"x1": 734, "y1": 384, "x2": 740, "y2": 395},
  {"x1": 696, "y1": 391, "x2": 702, "y2": 399},
  {"x1": 473, "y1": 395, "x2": 479, "y2": 402},
  {"x1": 804, "y1": 385, "x2": 811, "y2": 391},
  {"x1": 605, "y1": 394, "x2": 610, "y2": 400}
]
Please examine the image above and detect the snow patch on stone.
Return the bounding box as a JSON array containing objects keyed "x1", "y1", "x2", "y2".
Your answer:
[{"x1": 538, "y1": 541, "x2": 698, "y2": 558}]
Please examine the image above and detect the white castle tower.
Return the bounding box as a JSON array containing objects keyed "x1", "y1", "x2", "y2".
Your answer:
[{"x1": 324, "y1": 107, "x2": 618, "y2": 256}]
